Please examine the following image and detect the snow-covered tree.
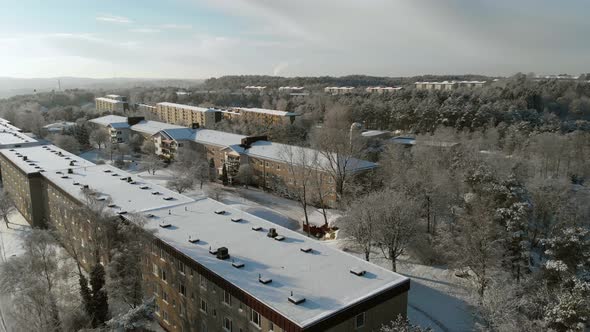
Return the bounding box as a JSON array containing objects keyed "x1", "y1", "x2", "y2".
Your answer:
[
  {"x1": 0, "y1": 188, "x2": 15, "y2": 229},
  {"x1": 544, "y1": 278, "x2": 590, "y2": 332},
  {"x1": 380, "y1": 315, "x2": 433, "y2": 332},
  {"x1": 543, "y1": 226, "x2": 590, "y2": 280}
]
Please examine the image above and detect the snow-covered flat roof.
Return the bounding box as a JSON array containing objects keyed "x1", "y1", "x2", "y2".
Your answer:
[
  {"x1": 0, "y1": 144, "x2": 94, "y2": 174},
  {"x1": 95, "y1": 97, "x2": 125, "y2": 104},
  {"x1": 161, "y1": 128, "x2": 246, "y2": 147},
  {"x1": 244, "y1": 140, "x2": 378, "y2": 173},
  {"x1": 43, "y1": 164, "x2": 193, "y2": 215},
  {"x1": 130, "y1": 121, "x2": 185, "y2": 136},
  {"x1": 0, "y1": 131, "x2": 37, "y2": 146},
  {"x1": 156, "y1": 102, "x2": 218, "y2": 113},
  {"x1": 232, "y1": 107, "x2": 298, "y2": 117},
  {"x1": 361, "y1": 130, "x2": 391, "y2": 137},
  {"x1": 89, "y1": 115, "x2": 129, "y2": 128},
  {"x1": 136, "y1": 198, "x2": 408, "y2": 327}
]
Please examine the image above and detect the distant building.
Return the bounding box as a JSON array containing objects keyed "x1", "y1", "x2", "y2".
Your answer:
[
  {"x1": 222, "y1": 107, "x2": 299, "y2": 126},
  {"x1": 153, "y1": 102, "x2": 222, "y2": 128},
  {"x1": 42, "y1": 121, "x2": 77, "y2": 135},
  {"x1": 414, "y1": 81, "x2": 486, "y2": 91},
  {"x1": 244, "y1": 86, "x2": 267, "y2": 92},
  {"x1": 324, "y1": 86, "x2": 355, "y2": 95},
  {"x1": 366, "y1": 87, "x2": 403, "y2": 94},
  {"x1": 278, "y1": 86, "x2": 305, "y2": 93},
  {"x1": 95, "y1": 94, "x2": 129, "y2": 113}
]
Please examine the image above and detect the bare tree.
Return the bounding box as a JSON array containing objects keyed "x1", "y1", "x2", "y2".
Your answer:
[
  {"x1": 235, "y1": 164, "x2": 254, "y2": 188},
  {"x1": 138, "y1": 154, "x2": 163, "y2": 175},
  {"x1": 373, "y1": 190, "x2": 421, "y2": 271},
  {"x1": 280, "y1": 145, "x2": 317, "y2": 236},
  {"x1": 0, "y1": 188, "x2": 15, "y2": 229},
  {"x1": 338, "y1": 192, "x2": 380, "y2": 261},
  {"x1": 140, "y1": 139, "x2": 156, "y2": 155},
  {"x1": 128, "y1": 133, "x2": 143, "y2": 152},
  {"x1": 206, "y1": 186, "x2": 225, "y2": 201},
  {"x1": 0, "y1": 230, "x2": 78, "y2": 332},
  {"x1": 167, "y1": 175, "x2": 194, "y2": 194},
  {"x1": 173, "y1": 145, "x2": 209, "y2": 189},
  {"x1": 52, "y1": 134, "x2": 81, "y2": 153},
  {"x1": 89, "y1": 128, "x2": 109, "y2": 150}
]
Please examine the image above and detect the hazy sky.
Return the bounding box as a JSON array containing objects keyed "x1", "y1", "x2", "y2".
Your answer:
[{"x1": 0, "y1": 0, "x2": 588, "y2": 78}]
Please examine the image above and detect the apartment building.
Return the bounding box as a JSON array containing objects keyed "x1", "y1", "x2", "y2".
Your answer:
[
  {"x1": 414, "y1": 81, "x2": 486, "y2": 91},
  {"x1": 366, "y1": 86, "x2": 403, "y2": 94},
  {"x1": 151, "y1": 127, "x2": 377, "y2": 206},
  {"x1": 324, "y1": 86, "x2": 355, "y2": 95},
  {"x1": 95, "y1": 95, "x2": 129, "y2": 113},
  {"x1": 0, "y1": 144, "x2": 94, "y2": 227},
  {"x1": 244, "y1": 85, "x2": 267, "y2": 92},
  {"x1": 278, "y1": 86, "x2": 305, "y2": 93},
  {"x1": 0, "y1": 120, "x2": 410, "y2": 332},
  {"x1": 89, "y1": 115, "x2": 184, "y2": 143},
  {"x1": 224, "y1": 107, "x2": 299, "y2": 126},
  {"x1": 154, "y1": 102, "x2": 221, "y2": 128}
]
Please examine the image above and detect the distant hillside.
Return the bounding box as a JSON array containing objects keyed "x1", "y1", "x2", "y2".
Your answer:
[
  {"x1": 0, "y1": 77, "x2": 204, "y2": 99},
  {"x1": 203, "y1": 74, "x2": 495, "y2": 91}
]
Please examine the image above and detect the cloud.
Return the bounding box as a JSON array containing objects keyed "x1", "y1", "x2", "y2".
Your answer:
[
  {"x1": 130, "y1": 28, "x2": 161, "y2": 33},
  {"x1": 96, "y1": 14, "x2": 132, "y2": 24},
  {"x1": 160, "y1": 24, "x2": 192, "y2": 30}
]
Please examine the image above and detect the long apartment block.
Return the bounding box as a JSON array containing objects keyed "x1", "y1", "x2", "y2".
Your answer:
[
  {"x1": 90, "y1": 116, "x2": 378, "y2": 206},
  {"x1": 95, "y1": 94, "x2": 129, "y2": 113},
  {"x1": 0, "y1": 118, "x2": 409, "y2": 332}
]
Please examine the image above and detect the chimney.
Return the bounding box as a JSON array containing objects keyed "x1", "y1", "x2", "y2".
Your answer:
[
  {"x1": 68, "y1": 168, "x2": 73, "y2": 174},
  {"x1": 127, "y1": 116, "x2": 145, "y2": 126},
  {"x1": 22, "y1": 156, "x2": 28, "y2": 161},
  {"x1": 216, "y1": 247, "x2": 230, "y2": 260},
  {"x1": 240, "y1": 135, "x2": 268, "y2": 149},
  {"x1": 267, "y1": 228, "x2": 278, "y2": 238}
]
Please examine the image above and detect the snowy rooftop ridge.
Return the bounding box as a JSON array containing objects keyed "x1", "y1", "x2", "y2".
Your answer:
[
  {"x1": 134, "y1": 199, "x2": 409, "y2": 327},
  {"x1": 42, "y1": 164, "x2": 193, "y2": 215},
  {"x1": 233, "y1": 107, "x2": 299, "y2": 117},
  {"x1": 89, "y1": 115, "x2": 129, "y2": 128},
  {"x1": 95, "y1": 97, "x2": 125, "y2": 104},
  {"x1": 0, "y1": 144, "x2": 94, "y2": 174},
  {"x1": 156, "y1": 102, "x2": 218, "y2": 113},
  {"x1": 130, "y1": 121, "x2": 185, "y2": 136}
]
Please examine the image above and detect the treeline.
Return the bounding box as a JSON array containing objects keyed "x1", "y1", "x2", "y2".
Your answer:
[{"x1": 202, "y1": 74, "x2": 493, "y2": 91}]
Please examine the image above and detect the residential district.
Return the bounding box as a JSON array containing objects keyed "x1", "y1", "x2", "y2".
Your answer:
[{"x1": 0, "y1": 94, "x2": 410, "y2": 332}]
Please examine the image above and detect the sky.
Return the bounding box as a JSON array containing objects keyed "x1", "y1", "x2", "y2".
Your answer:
[{"x1": 0, "y1": 0, "x2": 589, "y2": 79}]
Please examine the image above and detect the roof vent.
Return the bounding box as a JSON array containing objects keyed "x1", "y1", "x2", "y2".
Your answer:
[
  {"x1": 188, "y1": 235, "x2": 199, "y2": 243},
  {"x1": 274, "y1": 235, "x2": 285, "y2": 241},
  {"x1": 159, "y1": 221, "x2": 172, "y2": 228},
  {"x1": 216, "y1": 247, "x2": 230, "y2": 260},
  {"x1": 64, "y1": 157, "x2": 70, "y2": 160},
  {"x1": 232, "y1": 259, "x2": 244, "y2": 268},
  {"x1": 69, "y1": 161, "x2": 75, "y2": 166},
  {"x1": 22, "y1": 156, "x2": 28, "y2": 161},
  {"x1": 68, "y1": 168, "x2": 73, "y2": 174},
  {"x1": 258, "y1": 274, "x2": 272, "y2": 284},
  {"x1": 83, "y1": 185, "x2": 89, "y2": 189},
  {"x1": 163, "y1": 196, "x2": 174, "y2": 201},
  {"x1": 73, "y1": 182, "x2": 80, "y2": 186},
  {"x1": 230, "y1": 217, "x2": 242, "y2": 222},
  {"x1": 350, "y1": 267, "x2": 366, "y2": 276},
  {"x1": 127, "y1": 177, "x2": 133, "y2": 183},
  {"x1": 117, "y1": 211, "x2": 128, "y2": 215},
  {"x1": 104, "y1": 169, "x2": 112, "y2": 173},
  {"x1": 111, "y1": 173, "x2": 119, "y2": 176},
  {"x1": 56, "y1": 171, "x2": 62, "y2": 174},
  {"x1": 96, "y1": 197, "x2": 107, "y2": 201},
  {"x1": 151, "y1": 191, "x2": 161, "y2": 195},
  {"x1": 146, "y1": 213, "x2": 155, "y2": 218},
  {"x1": 300, "y1": 247, "x2": 312, "y2": 253},
  {"x1": 209, "y1": 246, "x2": 218, "y2": 255},
  {"x1": 120, "y1": 177, "x2": 128, "y2": 181},
  {"x1": 61, "y1": 175, "x2": 69, "y2": 179},
  {"x1": 214, "y1": 210, "x2": 226, "y2": 215},
  {"x1": 252, "y1": 226, "x2": 262, "y2": 231},
  {"x1": 107, "y1": 203, "x2": 117, "y2": 208},
  {"x1": 267, "y1": 228, "x2": 278, "y2": 238},
  {"x1": 288, "y1": 292, "x2": 306, "y2": 305},
  {"x1": 140, "y1": 185, "x2": 149, "y2": 190}
]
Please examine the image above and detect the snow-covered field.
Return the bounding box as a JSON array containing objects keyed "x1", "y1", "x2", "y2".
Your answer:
[{"x1": 0, "y1": 210, "x2": 32, "y2": 332}]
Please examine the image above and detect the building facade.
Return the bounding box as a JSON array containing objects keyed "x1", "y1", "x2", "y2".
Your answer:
[
  {"x1": 414, "y1": 81, "x2": 486, "y2": 91},
  {"x1": 154, "y1": 102, "x2": 221, "y2": 128},
  {"x1": 95, "y1": 95, "x2": 129, "y2": 113}
]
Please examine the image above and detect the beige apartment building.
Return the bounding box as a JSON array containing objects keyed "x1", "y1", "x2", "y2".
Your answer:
[
  {"x1": 223, "y1": 107, "x2": 299, "y2": 126},
  {"x1": 414, "y1": 81, "x2": 486, "y2": 91},
  {"x1": 324, "y1": 86, "x2": 355, "y2": 95},
  {"x1": 95, "y1": 95, "x2": 129, "y2": 113},
  {"x1": 0, "y1": 121, "x2": 409, "y2": 332},
  {"x1": 154, "y1": 102, "x2": 221, "y2": 128},
  {"x1": 366, "y1": 86, "x2": 403, "y2": 94}
]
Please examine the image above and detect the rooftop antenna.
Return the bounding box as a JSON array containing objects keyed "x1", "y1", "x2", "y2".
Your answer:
[{"x1": 168, "y1": 209, "x2": 171, "y2": 215}]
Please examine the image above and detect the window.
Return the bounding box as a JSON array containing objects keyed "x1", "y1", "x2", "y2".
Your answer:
[
  {"x1": 163, "y1": 310, "x2": 169, "y2": 323},
  {"x1": 200, "y1": 299, "x2": 208, "y2": 313},
  {"x1": 178, "y1": 262, "x2": 185, "y2": 274},
  {"x1": 200, "y1": 275, "x2": 207, "y2": 289},
  {"x1": 154, "y1": 303, "x2": 160, "y2": 315},
  {"x1": 223, "y1": 317, "x2": 232, "y2": 332},
  {"x1": 153, "y1": 264, "x2": 158, "y2": 276},
  {"x1": 355, "y1": 312, "x2": 366, "y2": 329},
  {"x1": 162, "y1": 290, "x2": 168, "y2": 303},
  {"x1": 161, "y1": 269, "x2": 167, "y2": 282},
  {"x1": 223, "y1": 290, "x2": 232, "y2": 306},
  {"x1": 179, "y1": 282, "x2": 186, "y2": 297},
  {"x1": 250, "y1": 309, "x2": 261, "y2": 328},
  {"x1": 269, "y1": 322, "x2": 274, "y2": 331}
]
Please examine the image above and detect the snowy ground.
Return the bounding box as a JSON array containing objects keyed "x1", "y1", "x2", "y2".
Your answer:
[
  {"x1": 327, "y1": 239, "x2": 477, "y2": 332},
  {"x1": 0, "y1": 210, "x2": 32, "y2": 332}
]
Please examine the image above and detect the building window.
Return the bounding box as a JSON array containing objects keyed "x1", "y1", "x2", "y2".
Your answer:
[
  {"x1": 200, "y1": 275, "x2": 207, "y2": 289},
  {"x1": 179, "y1": 282, "x2": 186, "y2": 297},
  {"x1": 250, "y1": 309, "x2": 261, "y2": 328},
  {"x1": 154, "y1": 303, "x2": 160, "y2": 315},
  {"x1": 153, "y1": 264, "x2": 158, "y2": 276},
  {"x1": 200, "y1": 299, "x2": 208, "y2": 313},
  {"x1": 178, "y1": 262, "x2": 185, "y2": 274},
  {"x1": 355, "y1": 312, "x2": 366, "y2": 329},
  {"x1": 162, "y1": 290, "x2": 168, "y2": 303},
  {"x1": 269, "y1": 322, "x2": 274, "y2": 331},
  {"x1": 223, "y1": 290, "x2": 231, "y2": 306},
  {"x1": 223, "y1": 317, "x2": 232, "y2": 332},
  {"x1": 163, "y1": 310, "x2": 169, "y2": 323}
]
